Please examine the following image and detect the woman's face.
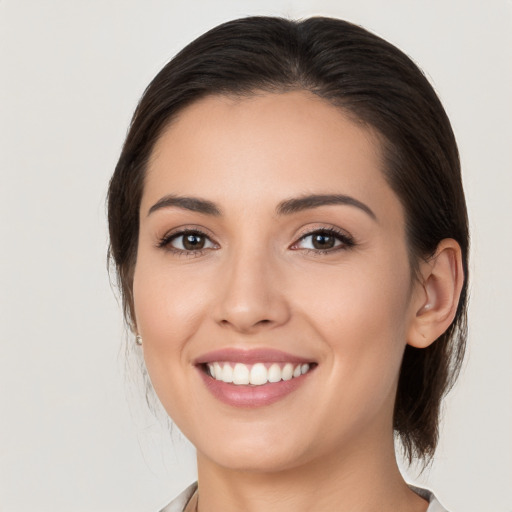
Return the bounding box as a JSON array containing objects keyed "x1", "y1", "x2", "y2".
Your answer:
[{"x1": 134, "y1": 91, "x2": 423, "y2": 472}]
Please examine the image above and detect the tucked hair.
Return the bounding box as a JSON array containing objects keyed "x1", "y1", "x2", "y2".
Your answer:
[{"x1": 108, "y1": 16, "x2": 469, "y2": 464}]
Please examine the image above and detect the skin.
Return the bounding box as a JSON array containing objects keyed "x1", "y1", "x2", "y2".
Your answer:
[{"x1": 133, "y1": 91, "x2": 462, "y2": 512}]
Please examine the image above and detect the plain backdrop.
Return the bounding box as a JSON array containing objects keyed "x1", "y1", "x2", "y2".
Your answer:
[{"x1": 1, "y1": 1, "x2": 511, "y2": 511}]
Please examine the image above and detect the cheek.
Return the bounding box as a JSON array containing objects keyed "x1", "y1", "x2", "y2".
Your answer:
[
  {"x1": 299, "y1": 249, "x2": 410, "y2": 331},
  {"x1": 132, "y1": 260, "x2": 212, "y2": 427},
  {"x1": 134, "y1": 255, "x2": 208, "y2": 335},
  {"x1": 295, "y1": 254, "x2": 412, "y2": 396},
  {"x1": 324, "y1": 274, "x2": 409, "y2": 341},
  {"x1": 132, "y1": 259, "x2": 209, "y2": 381}
]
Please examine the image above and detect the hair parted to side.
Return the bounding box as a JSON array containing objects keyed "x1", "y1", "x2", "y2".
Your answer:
[{"x1": 108, "y1": 16, "x2": 469, "y2": 464}]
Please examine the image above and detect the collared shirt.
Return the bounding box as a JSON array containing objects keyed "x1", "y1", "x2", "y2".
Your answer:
[{"x1": 159, "y1": 482, "x2": 449, "y2": 511}]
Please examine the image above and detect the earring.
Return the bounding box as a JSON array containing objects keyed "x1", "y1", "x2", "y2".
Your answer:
[{"x1": 135, "y1": 334, "x2": 143, "y2": 346}]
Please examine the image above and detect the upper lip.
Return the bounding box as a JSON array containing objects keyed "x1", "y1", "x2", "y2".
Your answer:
[{"x1": 194, "y1": 348, "x2": 314, "y2": 365}]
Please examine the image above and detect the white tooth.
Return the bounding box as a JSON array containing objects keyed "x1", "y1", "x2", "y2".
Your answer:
[
  {"x1": 249, "y1": 363, "x2": 268, "y2": 385},
  {"x1": 301, "y1": 363, "x2": 310, "y2": 375},
  {"x1": 221, "y1": 363, "x2": 233, "y2": 383},
  {"x1": 232, "y1": 363, "x2": 250, "y2": 385},
  {"x1": 208, "y1": 363, "x2": 216, "y2": 378},
  {"x1": 282, "y1": 363, "x2": 293, "y2": 381},
  {"x1": 293, "y1": 364, "x2": 301, "y2": 378},
  {"x1": 268, "y1": 363, "x2": 282, "y2": 383}
]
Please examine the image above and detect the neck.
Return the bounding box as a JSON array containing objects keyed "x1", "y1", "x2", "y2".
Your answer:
[{"x1": 194, "y1": 428, "x2": 428, "y2": 512}]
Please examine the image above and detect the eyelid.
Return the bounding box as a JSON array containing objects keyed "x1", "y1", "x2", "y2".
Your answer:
[
  {"x1": 156, "y1": 224, "x2": 355, "y2": 256},
  {"x1": 157, "y1": 225, "x2": 219, "y2": 254},
  {"x1": 290, "y1": 225, "x2": 355, "y2": 252}
]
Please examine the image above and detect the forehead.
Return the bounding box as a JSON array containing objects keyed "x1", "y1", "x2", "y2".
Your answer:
[{"x1": 143, "y1": 91, "x2": 401, "y2": 223}]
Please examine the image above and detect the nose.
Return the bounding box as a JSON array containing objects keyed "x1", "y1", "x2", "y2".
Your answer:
[{"x1": 213, "y1": 248, "x2": 291, "y2": 334}]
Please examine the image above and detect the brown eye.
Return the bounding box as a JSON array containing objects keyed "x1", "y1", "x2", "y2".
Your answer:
[
  {"x1": 311, "y1": 233, "x2": 336, "y2": 250},
  {"x1": 164, "y1": 230, "x2": 216, "y2": 252},
  {"x1": 292, "y1": 228, "x2": 354, "y2": 253},
  {"x1": 182, "y1": 233, "x2": 206, "y2": 250}
]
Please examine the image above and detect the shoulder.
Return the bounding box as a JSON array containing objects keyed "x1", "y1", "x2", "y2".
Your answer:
[
  {"x1": 409, "y1": 484, "x2": 450, "y2": 512},
  {"x1": 159, "y1": 482, "x2": 198, "y2": 512}
]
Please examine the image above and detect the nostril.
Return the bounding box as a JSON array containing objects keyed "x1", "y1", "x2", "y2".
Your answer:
[{"x1": 217, "y1": 317, "x2": 275, "y2": 332}]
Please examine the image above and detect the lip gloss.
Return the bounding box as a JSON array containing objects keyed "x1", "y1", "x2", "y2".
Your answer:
[
  {"x1": 198, "y1": 369, "x2": 312, "y2": 407},
  {"x1": 195, "y1": 348, "x2": 315, "y2": 408}
]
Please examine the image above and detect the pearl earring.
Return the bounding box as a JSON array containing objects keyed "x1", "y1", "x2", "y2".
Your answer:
[{"x1": 135, "y1": 334, "x2": 143, "y2": 346}]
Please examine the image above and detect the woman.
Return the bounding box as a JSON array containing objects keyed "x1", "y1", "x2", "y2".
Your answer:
[{"x1": 108, "y1": 16, "x2": 468, "y2": 512}]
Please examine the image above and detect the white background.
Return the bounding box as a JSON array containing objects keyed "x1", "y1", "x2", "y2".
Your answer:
[{"x1": 1, "y1": 1, "x2": 511, "y2": 511}]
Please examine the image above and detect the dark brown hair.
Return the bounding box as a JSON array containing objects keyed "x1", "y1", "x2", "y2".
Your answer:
[{"x1": 108, "y1": 16, "x2": 469, "y2": 464}]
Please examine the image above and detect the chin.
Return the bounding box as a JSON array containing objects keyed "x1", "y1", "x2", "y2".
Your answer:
[
  {"x1": 193, "y1": 427, "x2": 314, "y2": 474},
  {"x1": 204, "y1": 446, "x2": 307, "y2": 474}
]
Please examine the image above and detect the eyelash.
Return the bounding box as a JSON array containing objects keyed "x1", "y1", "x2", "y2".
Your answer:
[
  {"x1": 292, "y1": 227, "x2": 355, "y2": 255},
  {"x1": 157, "y1": 229, "x2": 216, "y2": 258},
  {"x1": 157, "y1": 227, "x2": 355, "y2": 257}
]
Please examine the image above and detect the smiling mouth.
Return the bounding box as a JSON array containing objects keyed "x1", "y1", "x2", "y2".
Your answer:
[{"x1": 202, "y1": 361, "x2": 315, "y2": 386}]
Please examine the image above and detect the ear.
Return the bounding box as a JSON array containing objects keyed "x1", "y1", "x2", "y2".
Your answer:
[{"x1": 407, "y1": 239, "x2": 465, "y2": 349}]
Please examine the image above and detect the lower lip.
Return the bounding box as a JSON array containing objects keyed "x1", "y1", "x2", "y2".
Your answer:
[{"x1": 197, "y1": 368, "x2": 312, "y2": 408}]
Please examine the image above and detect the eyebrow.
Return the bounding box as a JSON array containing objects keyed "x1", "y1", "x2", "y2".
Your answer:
[
  {"x1": 147, "y1": 193, "x2": 376, "y2": 220},
  {"x1": 276, "y1": 194, "x2": 376, "y2": 220},
  {"x1": 148, "y1": 195, "x2": 222, "y2": 216}
]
